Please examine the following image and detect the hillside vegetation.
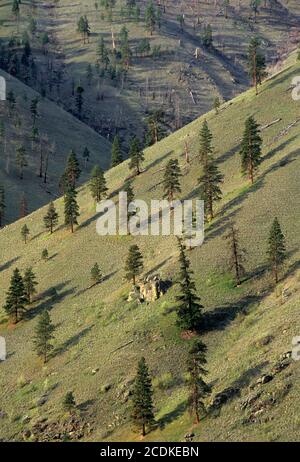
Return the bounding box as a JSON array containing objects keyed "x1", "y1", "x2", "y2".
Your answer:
[{"x1": 0, "y1": 51, "x2": 300, "y2": 442}]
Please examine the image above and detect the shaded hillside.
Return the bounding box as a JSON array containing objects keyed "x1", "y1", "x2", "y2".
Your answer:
[
  {"x1": 0, "y1": 70, "x2": 111, "y2": 224},
  {"x1": 0, "y1": 51, "x2": 299, "y2": 442}
]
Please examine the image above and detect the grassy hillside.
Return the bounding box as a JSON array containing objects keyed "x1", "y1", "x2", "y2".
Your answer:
[
  {"x1": 0, "y1": 52, "x2": 300, "y2": 442},
  {"x1": 1, "y1": 0, "x2": 300, "y2": 140},
  {"x1": 0, "y1": 69, "x2": 111, "y2": 224}
]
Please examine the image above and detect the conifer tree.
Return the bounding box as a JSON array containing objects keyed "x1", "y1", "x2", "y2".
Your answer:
[
  {"x1": 23, "y1": 267, "x2": 38, "y2": 303},
  {"x1": 224, "y1": 224, "x2": 246, "y2": 286},
  {"x1": 129, "y1": 136, "x2": 144, "y2": 175},
  {"x1": 132, "y1": 357, "x2": 155, "y2": 437},
  {"x1": 30, "y1": 97, "x2": 39, "y2": 126},
  {"x1": 176, "y1": 239, "x2": 203, "y2": 332},
  {"x1": 186, "y1": 340, "x2": 211, "y2": 423},
  {"x1": 82, "y1": 147, "x2": 90, "y2": 168},
  {"x1": 89, "y1": 165, "x2": 107, "y2": 202},
  {"x1": 33, "y1": 310, "x2": 55, "y2": 363},
  {"x1": 111, "y1": 135, "x2": 123, "y2": 167},
  {"x1": 199, "y1": 120, "x2": 213, "y2": 165},
  {"x1": 21, "y1": 224, "x2": 30, "y2": 243},
  {"x1": 213, "y1": 96, "x2": 220, "y2": 114},
  {"x1": 41, "y1": 248, "x2": 49, "y2": 261},
  {"x1": 124, "y1": 244, "x2": 144, "y2": 286},
  {"x1": 64, "y1": 186, "x2": 80, "y2": 233},
  {"x1": 0, "y1": 184, "x2": 5, "y2": 227},
  {"x1": 198, "y1": 155, "x2": 223, "y2": 221},
  {"x1": 20, "y1": 193, "x2": 28, "y2": 218},
  {"x1": 63, "y1": 391, "x2": 76, "y2": 413},
  {"x1": 163, "y1": 158, "x2": 182, "y2": 206},
  {"x1": 16, "y1": 145, "x2": 27, "y2": 179},
  {"x1": 123, "y1": 180, "x2": 135, "y2": 222},
  {"x1": 145, "y1": 2, "x2": 156, "y2": 35},
  {"x1": 91, "y1": 263, "x2": 102, "y2": 285},
  {"x1": 239, "y1": 116, "x2": 262, "y2": 184},
  {"x1": 43, "y1": 201, "x2": 59, "y2": 234},
  {"x1": 75, "y1": 85, "x2": 84, "y2": 115},
  {"x1": 248, "y1": 37, "x2": 266, "y2": 95},
  {"x1": 267, "y1": 217, "x2": 286, "y2": 284},
  {"x1": 65, "y1": 149, "x2": 81, "y2": 187},
  {"x1": 4, "y1": 268, "x2": 27, "y2": 323},
  {"x1": 6, "y1": 90, "x2": 16, "y2": 118}
]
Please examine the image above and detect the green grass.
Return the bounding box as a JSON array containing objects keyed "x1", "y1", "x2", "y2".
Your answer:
[{"x1": 0, "y1": 51, "x2": 300, "y2": 442}]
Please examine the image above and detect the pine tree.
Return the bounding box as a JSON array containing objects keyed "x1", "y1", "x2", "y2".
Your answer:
[
  {"x1": 82, "y1": 147, "x2": 90, "y2": 168},
  {"x1": 4, "y1": 268, "x2": 27, "y2": 323},
  {"x1": 132, "y1": 357, "x2": 155, "y2": 436},
  {"x1": 199, "y1": 120, "x2": 213, "y2": 165},
  {"x1": 186, "y1": 340, "x2": 211, "y2": 423},
  {"x1": 89, "y1": 165, "x2": 108, "y2": 202},
  {"x1": 124, "y1": 244, "x2": 144, "y2": 286},
  {"x1": 63, "y1": 391, "x2": 76, "y2": 413},
  {"x1": 202, "y1": 24, "x2": 213, "y2": 48},
  {"x1": 64, "y1": 186, "x2": 80, "y2": 233},
  {"x1": 128, "y1": 136, "x2": 144, "y2": 175},
  {"x1": 198, "y1": 155, "x2": 223, "y2": 221},
  {"x1": 21, "y1": 224, "x2": 30, "y2": 243},
  {"x1": 250, "y1": 0, "x2": 261, "y2": 22},
  {"x1": 12, "y1": 0, "x2": 20, "y2": 20},
  {"x1": 23, "y1": 267, "x2": 38, "y2": 303},
  {"x1": 123, "y1": 179, "x2": 135, "y2": 221},
  {"x1": 163, "y1": 158, "x2": 182, "y2": 206},
  {"x1": 111, "y1": 135, "x2": 123, "y2": 167},
  {"x1": 65, "y1": 149, "x2": 81, "y2": 188},
  {"x1": 91, "y1": 263, "x2": 102, "y2": 285},
  {"x1": 213, "y1": 96, "x2": 220, "y2": 114},
  {"x1": 86, "y1": 63, "x2": 93, "y2": 85},
  {"x1": 16, "y1": 145, "x2": 27, "y2": 179},
  {"x1": 239, "y1": 116, "x2": 262, "y2": 184},
  {"x1": 267, "y1": 217, "x2": 286, "y2": 284},
  {"x1": 43, "y1": 201, "x2": 59, "y2": 234},
  {"x1": 33, "y1": 310, "x2": 55, "y2": 363},
  {"x1": 0, "y1": 184, "x2": 5, "y2": 227},
  {"x1": 224, "y1": 224, "x2": 246, "y2": 286},
  {"x1": 176, "y1": 239, "x2": 204, "y2": 332},
  {"x1": 248, "y1": 37, "x2": 266, "y2": 95},
  {"x1": 30, "y1": 97, "x2": 39, "y2": 126},
  {"x1": 75, "y1": 85, "x2": 84, "y2": 115},
  {"x1": 41, "y1": 248, "x2": 49, "y2": 261},
  {"x1": 145, "y1": 2, "x2": 156, "y2": 35},
  {"x1": 20, "y1": 193, "x2": 28, "y2": 218}
]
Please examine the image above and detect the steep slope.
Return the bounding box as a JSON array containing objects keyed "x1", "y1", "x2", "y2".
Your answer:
[
  {"x1": 0, "y1": 70, "x2": 111, "y2": 224},
  {"x1": 0, "y1": 52, "x2": 300, "y2": 442},
  {"x1": 1, "y1": 0, "x2": 300, "y2": 139}
]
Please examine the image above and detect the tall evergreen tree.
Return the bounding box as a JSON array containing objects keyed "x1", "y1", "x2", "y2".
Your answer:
[
  {"x1": 65, "y1": 149, "x2": 81, "y2": 188},
  {"x1": 248, "y1": 37, "x2": 266, "y2": 95},
  {"x1": 16, "y1": 145, "x2": 27, "y2": 179},
  {"x1": 199, "y1": 120, "x2": 213, "y2": 165},
  {"x1": 89, "y1": 165, "x2": 108, "y2": 202},
  {"x1": 30, "y1": 97, "x2": 39, "y2": 126},
  {"x1": 128, "y1": 136, "x2": 144, "y2": 175},
  {"x1": 186, "y1": 340, "x2": 211, "y2": 423},
  {"x1": 145, "y1": 2, "x2": 157, "y2": 35},
  {"x1": 163, "y1": 158, "x2": 182, "y2": 206},
  {"x1": 111, "y1": 135, "x2": 123, "y2": 167},
  {"x1": 64, "y1": 186, "x2": 80, "y2": 233},
  {"x1": 33, "y1": 310, "x2": 55, "y2": 363},
  {"x1": 82, "y1": 147, "x2": 90, "y2": 168},
  {"x1": 176, "y1": 239, "x2": 203, "y2": 332},
  {"x1": 132, "y1": 357, "x2": 155, "y2": 436},
  {"x1": 75, "y1": 85, "x2": 84, "y2": 115},
  {"x1": 123, "y1": 179, "x2": 135, "y2": 222},
  {"x1": 43, "y1": 201, "x2": 59, "y2": 234},
  {"x1": 4, "y1": 268, "x2": 27, "y2": 323},
  {"x1": 198, "y1": 155, "x2": 223, "y2": 221},
  {"x1": 0, "y1": 184, "x2": 5, "y2": 227},
  {"x1": 23, "y1": 267, "x2": 38, "y2": 303},
  {"x1": 224, "y1": 224, "x2": 246, "y2": 286},
  {"x1": 267, "y1": 217, "x2": 286, "y2": 284},
  {"x1": 239, "y1": 116, "x2": 262, "y2": 184},
  {"x1": 21, "y1": 224, "x2": 30, "y2": 243},
  {"x1": 124, "y1": 244, "x2": 144, "y2": 286}
]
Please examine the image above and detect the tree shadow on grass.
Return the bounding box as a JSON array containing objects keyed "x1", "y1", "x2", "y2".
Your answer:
[
  {"x1": 158, "y1": 399, "x2": 187, "y2": 430},
  {"x1": 54, "y1": 325, "x2": 94, "y2": 357},
  {"x1": 0, "y1": 256, "x2": 20, "y2": 272},
  {"x1": 74, "y1": 270, "x2": 118, "y2": 297},
  {"x1": 26, "y1": 281, "x2": 76, "y2": 319}
]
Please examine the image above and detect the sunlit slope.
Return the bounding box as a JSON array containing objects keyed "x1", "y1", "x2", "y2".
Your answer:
[
  {"x1": 0, "y1": 69, "x2": 111, "y2": 224},
  {"x1": 0, "y1": 55, "x2": 300, "y2": 442}
]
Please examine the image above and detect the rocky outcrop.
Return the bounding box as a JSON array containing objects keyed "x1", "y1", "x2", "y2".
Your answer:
[{"x1": 127, "y1": 275, "x2": 171, "y2": 303}]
